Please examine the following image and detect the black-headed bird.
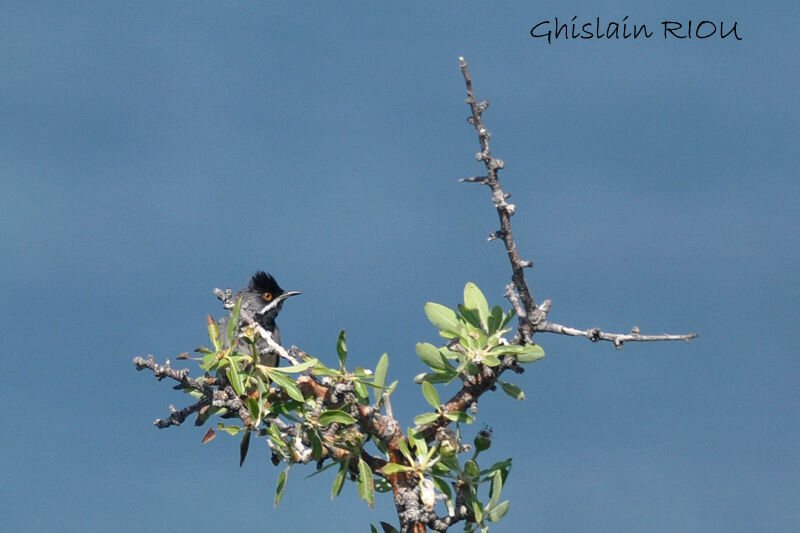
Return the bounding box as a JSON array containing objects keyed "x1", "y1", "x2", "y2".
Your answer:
[{"x1": 219, "y1": 271, "x2": 300, "y2": 366}]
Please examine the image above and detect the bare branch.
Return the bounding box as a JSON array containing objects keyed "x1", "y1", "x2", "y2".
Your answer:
[
  {"x1": 535, "y1": 320, "x2": 698, "y2": 349},
  {"x1": 458, "y1": 56, "x2": 696, "y2": 348},
  {"x1": 459, "y1": 57, "x2": 537, "y2": 342}
]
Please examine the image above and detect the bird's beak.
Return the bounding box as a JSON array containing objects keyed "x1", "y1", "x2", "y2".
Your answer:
[{"x1": 278, "y1": 290, "x2": 301, "y2": 302}]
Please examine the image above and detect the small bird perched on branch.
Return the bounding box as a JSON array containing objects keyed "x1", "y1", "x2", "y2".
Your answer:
[{"x1": 219, "y1": 271, "x2": 300, "y2": 367}]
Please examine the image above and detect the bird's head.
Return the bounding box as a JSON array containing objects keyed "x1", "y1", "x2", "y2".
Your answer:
[{"x1": 249, "y1": 271, "x2": 301, "y2": 318}]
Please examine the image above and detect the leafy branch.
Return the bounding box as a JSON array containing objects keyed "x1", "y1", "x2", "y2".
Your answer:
[{"x1": 133, "y1": 58, "x2": 697, "y2": 533}]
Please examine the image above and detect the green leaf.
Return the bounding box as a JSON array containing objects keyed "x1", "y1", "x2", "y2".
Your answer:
[
  {"x1": 408, "y1": 427, "x2": 428, "y2": 457},
  {"x1": 516, "y1": 344, "x2": 545, "y2": 363},
  {"x1": 217, "y1": 423, "x2": 242, "y2": 436},
  {"x1": 354, "y1": 380, "x2": 369, "y2": 404},
  {"x1": 206, "y1": 316, "x2": 221, "y2": 351},
  {"x1": 397, "y1": 438, "x2": 413, "y2": 462},
  {"x1": 272, "y1": 357, "x2": 319, "y2": 373},
  {"x1": 245, "y1": 397, "x2": 260, "y2": 422},
  {"x1": 481, "y1": 458, "x2": 513, "y2": 483},
  {"x1": 444, "y1": 411, "x2": 474, "y2": 424},
  {"x1": 382, "y1": 463, "x2": 413, "y2": 475},
  {"x1": 432, "y1": 475, "x2": 453, "y2": 501},
  {"x1": 336, "y1": 330, "x2": 347, "y2": 369},
  {"x1": 413, "y1": 412, "x2": 440, "y2": 426},
  {"x1": 265, "y1": 369, "x2": 305, "y2": 402},
  {"x1": 486, "y1": 500, "x2": 510, "y2": 522},
  {"x1": 416, "y1": 343, "x2": 453, "y2": 372},
  {"x1": 357, "y1": 458, "x2": 375, "y2": 508},
  {"x1": 490, "y1": 344, "x2": 528, "y2": 355},
  {"x1": 373, "y1": 353, "x2": 389, "y2": 404},
  {"x1": 457, "y1": 304, "x2": 483, "y2": 330},
  {"x1": 424, "y1": 302, "x2": 462, "y2": 334},
  {"x1": 471, "y1": 492, "x2": 483, "y2": 523},
  {"x1": 464, "y1": 459, "x2": 480, "y2": 479},
  {"x1": 310, "y1": 430, "x2": 323, "y2": 461},
  {"x1": 227, "y1": 363, "x2": 245, "y2": 396},
  {"x1": 267, "y1": 423, "x2": 287, "y2": 450},
  {"x1": 421, "y1": 381, "x2": 440, "y2": 409},
  {"x1": 274, "y1": 467, "x2": 289, "y2": 507},
  {"x1": 488, "y1": 470, "x2": 503, "y2": 510},
  {"x1": 463, "y1": 282, "x2": 490, "y2": 329},
  {"x1": 480, "y1": 353, "x2": 502, "y2": 367},
  {"x1": 239, "y1": 430, "x2": 251, "y2": 467},
  {"x1": 317, "y1": 410, "x2": 356, "y2": 426},
  {"x1": 487, "y1": 306, "x2": 504, "y2": 334},
  {"x1": 500, "y1": 309, "x2": 516, "y2": 330},
  {"x1": 371, "y1": 525, "x2": 379, "y2": 533},
  {"x1": 414, "y1": 371, "x2": 456, "y2": 384},
  {"x1": 498, "y1": 380, "x2": 525, "y2": 401},
  {"x1": 331, "y1": 461, "x2": 346, "y2": 499}
]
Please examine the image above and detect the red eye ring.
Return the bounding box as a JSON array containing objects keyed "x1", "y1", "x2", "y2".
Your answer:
[{"x1": 262, "y1": 292, "x2": 273, "y2": 302}]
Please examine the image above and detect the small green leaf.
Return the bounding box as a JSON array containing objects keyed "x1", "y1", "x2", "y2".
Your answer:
[
  {"x1": 471, "y1": 492, "x2": 483, "y2": 523},
  {"x1": 354, "y1": 380, "x2": 369, "y2": 404},
  {"x1": 310, "y1": 430, "x2": 323, "y2": 461},
  {"x1": 498, "y1": 380, "x2": 525, "y2": 400},
  {"x1": 274, "y1": 467, "x2": 289, "y2": 507},
  {"x1": 457, "y1": 304, "x2": 483, "y2": 330},
  {"x1": 245, "y1": 397, "x2": 260, "y2": 421},
  {"x1": 432, "y1": 475, "x2": 453, "y2": 500},
  {"x1": 227, "y1": 363, "x2": 245, "y2": 396},
  {"x1": 463, "y1": 282, "x2": 490, "y2": 329},
  {"x1": 382, "y1": 463, "x2": 414, "y2": 475},
  {"x1": 424, "y1": 302, "x2": 462, "y2": 334},
  {"x1": 336, "y1": 330, "x2": 347, "y2": 368},
  {"x1": 317, "y1": 410, "x2": 356, "y2": 426},
  {"x1": 271, "y1": 357, "x2": 319, "y2": 373},
  {"x1": 464, "y1": 459, "x2": 480, "y2": 478},
  {"x1": 488, "y1": 470, "x2": 503, "y2": 510},
  {"x1": 486, "y1": 500, "x2": 510, "y2": 522},
  {"x1": 206, "y1": 316, "x2": 221, "y2": 351},
  {"x1": 397, "y1": 438, "x2": 413, "y2": 462},
  {"x1": 331, "y1": 461, "x2": 346, "y2": 499},
  {"x1": 487, "y1": 306, "x2": 504, "y2": 334},
  {"x1": 421, "y1": 381, "x2": 440, "y2": 409},
  {"x1": 239, "y1": 430, "x2": 251, "y2": 467},
  {"x1": 217, "y1": 423, "x2": 242, "y2": 436},
  {"x1": 500, "y1": 309, "x2": 515, "y2": 330},
  {"x1": 265, "y1": 369, "x2": 305, "y2": 402},
  {"x1": 516, "y1": 344, "x2": 545, "y2": 363},
  {"x1": 444, "y1": 411, "x2": 474, "y2": 424},
  {"x1": 490, "y1": 344, "x2": 528, "y2": 355},
  {"x1": 373, "y1": 353, "x2": 389, "y2": 403},
  {"x1": 358, "y1": 458, "x2": 375, "y2": 508},
  {"x1": 414, "y1": 371, "x2": 456, "y2": 384},
  {"x1": 413, "y1": 412, "x2": 440, "y2": 426},
  {"x1": 408, "y1": 427, "x2": 428, "y2": 457},
  {"x1": 416, "y1": 343, "x2": 453, "y2": 372},
  {"x1": 480, "y1": 353, "x2": 502, "y2": 367}
]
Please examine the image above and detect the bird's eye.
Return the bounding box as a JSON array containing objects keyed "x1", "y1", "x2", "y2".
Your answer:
[{"x1": 262, "y1": 292, "x2": 273, "y2": 302}]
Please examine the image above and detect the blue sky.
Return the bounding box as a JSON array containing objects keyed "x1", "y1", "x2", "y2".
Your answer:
[{"x1": 2, "y1": 2, "x2": 798, "y2": 531}]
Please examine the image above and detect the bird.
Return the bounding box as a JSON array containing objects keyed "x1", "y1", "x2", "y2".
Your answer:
[{"x1": 219, "y1": 271, "x2": 300, "y2": 367}]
